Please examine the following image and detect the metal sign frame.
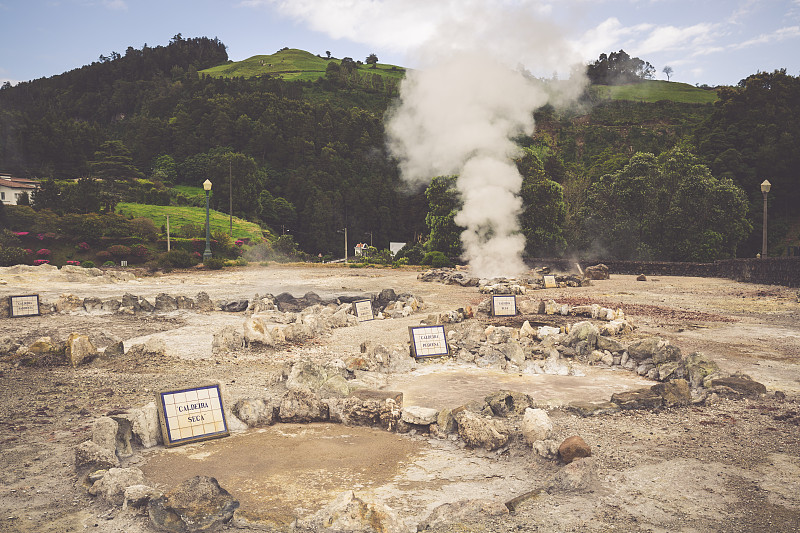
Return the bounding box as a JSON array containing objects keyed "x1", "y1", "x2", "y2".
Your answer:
[
  {"x1": 409, "y1": 325, "x2": 450, "y2": 358},
  {"x1": 9, "y1": 294, "x2": 40, "y2": 317},
  {"x1": 491, "y1": 295, "x2": 517, "y2": 317},
  {"x1": 352, "y1": 299, "x2": 375, "y2": 322},
  {"x1": 156, "y1": 384, "x2": 229, "y2": 447}
]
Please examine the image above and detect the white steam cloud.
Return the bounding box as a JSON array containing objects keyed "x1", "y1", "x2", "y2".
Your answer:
[{"x1": 385, "y1": 8, "x2": 585, "y2": 278}]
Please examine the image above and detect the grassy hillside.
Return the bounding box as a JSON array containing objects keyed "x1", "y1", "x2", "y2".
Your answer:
[
  {"x1": 201, "y1": 48, "x2": 406, "y2": 82},
  {"x1": 115, "y1": 203, "x2": 266, "y2": 242},
  {"x1": 590, "y1": 80, "x2": 718, "y2": 104}
]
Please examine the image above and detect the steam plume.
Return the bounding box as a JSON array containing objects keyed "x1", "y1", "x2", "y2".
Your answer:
[{"x1": 386, "y1": 20, "x2": 584, "y2": 277}]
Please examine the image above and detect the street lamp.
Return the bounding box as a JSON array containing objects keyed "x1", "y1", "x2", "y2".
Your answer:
[
  {"x1": 203, "y1": 179, "x2": 213, "y2": 262},
  {"x1": 761, "y1": 180, "x2": 771, "y2": 257}
]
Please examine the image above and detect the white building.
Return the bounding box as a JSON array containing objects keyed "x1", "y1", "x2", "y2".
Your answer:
[{"x1": 0, "y1": 174, "x2": 38, "y2": 205}]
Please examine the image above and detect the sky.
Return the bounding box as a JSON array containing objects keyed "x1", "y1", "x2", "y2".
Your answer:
[{"x1": 1, "y1": 0, "x2": 799, "y2": 87}]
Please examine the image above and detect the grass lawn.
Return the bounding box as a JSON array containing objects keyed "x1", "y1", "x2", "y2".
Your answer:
[
  {"x1": 201, "y1": 48, "x2": 405, "y2": 82},
  {"x1": 591, "y1": 80, "x2": 718, "y2": 104},
  {"x1": 116, "y1": 203, "x2": 266, "y2": 242}
]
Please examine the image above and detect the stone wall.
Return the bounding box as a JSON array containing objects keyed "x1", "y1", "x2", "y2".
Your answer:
[{"x1": 527, "y1": 257, "x2": 800, "y2": 288}]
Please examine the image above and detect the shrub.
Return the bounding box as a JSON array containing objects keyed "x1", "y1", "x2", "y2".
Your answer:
[
  {"x1": 36, "y1": 248, "x2": 51, "y2": 257},
  {"x1": 130, "y1": 244, "x2": 150, "y2": 260},
  {"x1": 103, "y1": 260, "x2": 116, "y2": 267},
  {"x1": 179, "y1": 223, "x2": 204, "y2": 239},
  {"x1": 129, "y1": 217, "x2": 158, "y2": 241},
  {"x1": 33, "y1": 259, "x2": 50, "y2": 266},
  {"x1": 159, "y1": 249, "x2": 197, "y2": 269},
  {"x1": 65, "y1": 260, "x2": 81, "y2": 266},
  {"x1": 422, "y1": 251, "x2": 452, "y2": 268},
  {"x1": 234, "y1": 257, "x2": 248, "y2": 267},
  {"x1": 81, "y1": 261, "x2": 96, "y2": 268},
  {"x1": 395, "y1": 242, "x2": 425, "y2": 265},
  {"x1": 77, "y1": 242, "x2": 90, "y2": 251},
  {"x1": 0, "y1": 247, "x2": 29, "y2": 266},
  {"x1": 95, "y1": 250, "x2": 112, "y2": 262},
  {"x1": 203, "y1": 257, "x2": 226, "y2": 270},
  {"x1": 107, "y1": 244, "x2": 132, "y2": 258}
]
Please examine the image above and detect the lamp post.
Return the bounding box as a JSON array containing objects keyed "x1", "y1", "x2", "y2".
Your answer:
[
  {"x1": 761, "y1": 180, "x2": 771, "y2": 257},
  {"x1": 203, "y1": 179, "x2": 213, "y2": 262}
]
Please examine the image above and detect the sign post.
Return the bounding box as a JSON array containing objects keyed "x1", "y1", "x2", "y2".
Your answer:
[{"x1": 352, "y1": 299, "x2": 375, "y2": 322}]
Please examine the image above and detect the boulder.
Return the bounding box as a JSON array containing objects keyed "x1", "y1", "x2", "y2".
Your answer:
[
  {"x1": 564, "y1": 321, "x2": 599, "y2": 349},
  {"x1": 124, "y1": 484, "x2": 163, "y2": 511},
  {"x1": 536, "y1": 326, "x2": 561, "y2": 340},
  {"x1": 75, "y1": 440, "x2": 119, "y2": 472},
  {"x1": 139, "y1": 297, "x2": 154, "y2": 313},
  {"x1": 103, "y1": 340, "x2": 125, "y2": 358},
  {"x1": 231, "y1": 398, "x2": 277, "y2": 427},
  {"x1": 401, "y1": 406, "x2": 438, "y2": 425},
  {"x1": 221, "y1": 299, "x2": 249, "y2": 312},
  {"x1": 212, "y1": 326, "x2": 244, "y2": 354},
  {"x1": 610, "y1": 388, "x2": 663, "y2": 410},
  {"x1": 115, "y1": 403, "x2": 162, "y2": 448},
  {"x1": 88, "y1": 467, "x2": 145, "y2": 506},
  {"x1": 148, "y1": 476, "x2": 239, "y2": 533},
  {"x1": 92, "y1": 416, "x2": 119, "y2": 453},
  {"x1": 28, "y1": 336, "x2": 56, "y2": 355},
  {"x1": 82, "y1": 297, "x2": 103, "y2": 312},
  {"x1": 154, "y1": 293, "x2": 178, "y2": 312},
  {"x1": 684, "y1": 352, "x2": 720, "y2": 388},
  {"x1": 195, "y1": 292, "x2": 215, "y2": 312},
  {"x1": 584, "y1": 264, "x2": 609, "y2": 280},
  {"x1": 243, "y1": 316, "x2": 274, "y2": 346},
  {"x1": 454, "y1": 410, "x2": 510, "y2": 450},
  {"x1": 175, "y1": 296, "x2": 195, "y2": 309},
  {"x1": 278, "y1": 389, "x2": 329, "y2": 423},
  {"x1": 651, "y1": 379, "x2": 691, "y2": 407},
  {"x1": 710, "y1": 376, "x2": 767, "y2": 398},
  {"x1": 626, "y1": 337, "x2": 681, "y2": 364},
  {"x1": 502, "y1": 340, "x2": 526, "y2": 366},
  {"x1": 485, "y1": 390, "x2": 533, "y2": 417},
  {"x1": 55, "y1": 293, "x2": 83, "y2": 313},
  {"x1": 558, "y1": 435, "x2": 592, "y2": 464},
  {"x1": 567, "y1": 401, "x2": 620, "y2": 417},
  {"x1": 418, "y1": 499, "x2": 509, "y2": 530},
  {"x1": 295, "y1": 490, "x2": 403, "y2": 533},
  {"x1": 521, "y1": 408, "x2": 552, "y2": 444},
  {"x1": 596, "y1": 336, "x2": 624, "y2": 353},
  {"x1": 66, "y1": 333, "x2": 96, "y2": 367},
  {"x1": 519, "y1": 320, "x2": 536, "y2": 338},
  {"x1": 551, "y1": 457, "x2": 597, "y2": 492}
]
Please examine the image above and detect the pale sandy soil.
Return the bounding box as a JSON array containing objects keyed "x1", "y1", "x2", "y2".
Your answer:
[{"x1": 0, "y1": 264, "x2": 798, "y2": 532}]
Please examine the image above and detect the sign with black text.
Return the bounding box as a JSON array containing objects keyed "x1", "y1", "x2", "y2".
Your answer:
[
  {"x1": 9, "y1": 295, "x2": 40, "y2": 317},
  {"x1": 491, "y1": 295, "x2": 517, "y2": 317},
  {"x1": 409, "y1": 325, "x2": 450, "y2": 358},
  {"x1": 352, "y1": 299, "x2": 374, "y2": 322},
  {"x1": 543, "y1": 275, "x2": 557, "y2": 289},
  {"x1": 157, "y1": 384, "x2": 229, "y2": 447}
]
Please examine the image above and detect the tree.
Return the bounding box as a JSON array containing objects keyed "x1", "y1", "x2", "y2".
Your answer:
[
  {"x1": 366, "y1": 53, "x2": 379, "y2": 68},
  {"x1": 516, "y1": 149, "x2": 567, "y2": 256},
  {"x1": 663, "y1": 65, "x2": 673, "y2": 81},
  {"x1": 325, "y1": 51, "x2": 331, "y2": 59},
  {"x1": 31, "y1": 178, "x2": 62, "y2": 212},
  {"x1": 583, "y1": 149, "x2": 751, "y2": 261},
  {"x1": 586, "y1": 50, "x2": 655, "y2": 85},
  {"x1": 89, "y1": 140, "x2": 142, "y2": 182},
  {"x1": 424, "y1": 175, "x2": 463, "y2": 257}
]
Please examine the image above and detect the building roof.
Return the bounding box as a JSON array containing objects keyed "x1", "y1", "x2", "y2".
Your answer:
[{"x1": 0, "y1": 175, "x2": 39, "y2": 190}]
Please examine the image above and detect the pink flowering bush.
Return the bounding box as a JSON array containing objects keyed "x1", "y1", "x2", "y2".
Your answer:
[
  {"x1": 33, "y1": 259, "x2": 50, "y2": 266},
  {"x1": 13, "y1": 231, "x2": 29, "y2": 237},
  {"x1": 235, "y1": 239, "x2": 244, "y2": 247},
  {"x1": 66, "y1": 260, "x2": 81, "y2": 266},
  {"x1": 77, "y1": 242, "x2": 90, "y2": 251},
  {"x1": 36, "y1": 248, "x2": 51, "y2": 257}
]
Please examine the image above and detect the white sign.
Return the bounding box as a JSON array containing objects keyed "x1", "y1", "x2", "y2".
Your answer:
[
  {"x1": 352, "y1": 299, "x2": 374, "y2": 322},
  {"x1": 491, "y1": 295, "x2": 517, "y2": 317},
  {"x1": 543, "y1": 275, "x2": 557, "y2": 289},
  {"x1": 157, "y1": 384, "x2": 229, "y2": 447},
  {"x1": 409, "y1": 325, "x2": 450, "y2": 358},
  {"x1": 9, "y1": 295, "x2": 40, "y2": 317}
]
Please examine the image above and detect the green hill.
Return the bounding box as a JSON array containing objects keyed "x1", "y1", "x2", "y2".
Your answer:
[
  {"x1": 590, "y1": 80, "x2": 718, "y2": 104},
  {"x1": 116, "y1": 203, "x2": 265, "y2": 242},
  {"x1": 201, "y1": 48, "x2": 406, "y2": 82}
]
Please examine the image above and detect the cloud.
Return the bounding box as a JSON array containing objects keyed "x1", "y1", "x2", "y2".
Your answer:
[
  {"x1": 636, "y1": 23, "x2": 718, "y2": 55},
  {"x1": 102, "y1": 0, "x2": 127, "y2": 10},
  {"x1": 732, "y1": 25, "x2": 800, "y2": 49}
]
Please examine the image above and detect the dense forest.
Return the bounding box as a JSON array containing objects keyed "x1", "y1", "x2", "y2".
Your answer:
[{"x1": 1, "y1": 37, "x2": 798, "y2": 260}]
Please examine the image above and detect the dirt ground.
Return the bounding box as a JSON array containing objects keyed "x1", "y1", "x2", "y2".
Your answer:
[{"x1": 1, "y1": 264, "x2": 799, "y2": 532}]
